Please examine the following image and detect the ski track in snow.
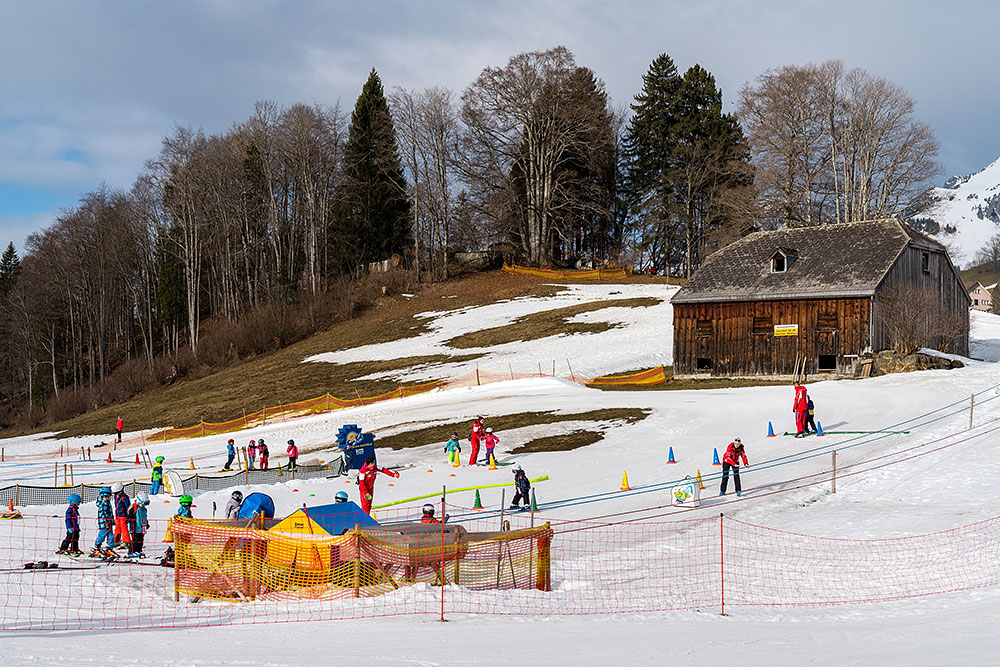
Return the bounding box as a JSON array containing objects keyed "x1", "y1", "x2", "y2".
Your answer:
[{"x1": 2, "y1": 289, "x2": 1000, "y2": 664}]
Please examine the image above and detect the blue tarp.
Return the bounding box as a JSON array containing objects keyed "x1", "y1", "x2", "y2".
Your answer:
[
  {"x1": 304, "y1": 501, "x2": 379, "y2": 535},
  {"x1": 237, "y1": 492, "x2": 275, "y2": 520}
]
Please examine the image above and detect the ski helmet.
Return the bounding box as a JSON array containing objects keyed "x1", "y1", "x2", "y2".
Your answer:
[
  {"x1": 734, "y1": 437, "x2": 742, "y2": 445},
  {"x1": 231, "y1": 490, "x2": 243, "y2": 502},
  {"x1": 452, "y1": 431, "x2": 458, "y2": 436},
  {"x1": 287, "y1": 439, "x2": 295, "y2": 446},
  {"x1": 512, "y1": 464, "x2": 522, "y2": 473},
  {"x1": 249, "y1": 440, "x2": 255, "y2": 446},
  {"x1": 179, "y1": 495, "x2": 193, "y2": 506},
  {"x1": 99, "y1": 486, "x2": 112, "y2": 495},
  {"x1": 485, "y1": 427, "x2": 493, "y2": 433},
  {"x1": 155, "y1": 456, "x2": 164, "y2": 463},
  {"x1": 334, "y1": 491, "x2": 349, "y2": 503},
  {"x1": 228, "y1": 438, "x2": 234, "y2": 444},
  {"x1": 136, "y1": 491, "x2": 149, "y2": 505},
  {"x1": 111, "y1": 482, "x2": 124, "y2": 494},
  {"x1": 422, "y1": 503, "x2": 435, "y2": 516},
  {"x1": 67, "y1": 493, "x2": 82, "y2": 505}
]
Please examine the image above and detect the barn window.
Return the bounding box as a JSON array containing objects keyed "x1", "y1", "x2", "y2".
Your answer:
[
  {"x1": 696, "y1": 320, "x2": 713, "y2": 337},
  {"x1": 753, "y1": 316, "x2": 772, "y2": 335},
  {"x1": 818, "y1": 355, "x2": 837, "y2": 372},
  {"x1": 696, "y1": 357, "x2": 713, "y2": 371},
  {"x1": 771, "y1": 253, "x2": 786, "y2": 273},
  {"x1": 921, "y1": 251, "x2": 929, "y2": 273},
  {"x1": 817, "y1": 312, "x2": 838, "y2": 331}
]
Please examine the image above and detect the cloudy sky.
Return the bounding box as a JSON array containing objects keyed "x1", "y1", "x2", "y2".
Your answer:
[{"x1": 1, "y1": 0, "x2": 996, "y2": 253}]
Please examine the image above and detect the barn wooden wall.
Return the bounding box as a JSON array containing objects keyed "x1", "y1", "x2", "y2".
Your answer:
[
  {"x1": 673, "y1": 298, "x2": 871, "y2": 377},
  {"x1": 872, "y1": 246, "x2": 970, "y2": 356}
]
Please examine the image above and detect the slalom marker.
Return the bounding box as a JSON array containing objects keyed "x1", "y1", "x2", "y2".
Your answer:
[
  {"x1": 817, "y1": 421, "x2": 824, "y2": 437},
  {"x1": 667, "y1": 447, "x2": 676, "y2": 464},
  {"x1": 767, "y1": 421, "x2": 776, "y2": 437},
  {"x1": 620, "y1": 471, "x2": 631, "y2": 491},
  {"x1": 712, "y1": 448, "x2": 721, "y2": 466}
]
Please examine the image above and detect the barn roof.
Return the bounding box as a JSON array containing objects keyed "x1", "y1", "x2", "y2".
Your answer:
[{"x1": 672, "y1": 219, "x2": 946, "y2": 304}]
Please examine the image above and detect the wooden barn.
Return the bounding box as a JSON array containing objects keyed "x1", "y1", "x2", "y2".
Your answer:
[{"x1": 670, "y1": 219, "x2": 970, "y2": 378}]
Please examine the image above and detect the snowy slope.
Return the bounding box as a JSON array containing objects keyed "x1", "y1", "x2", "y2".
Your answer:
[
  {"x1": 2, "y1": 296, "x2": 1000, "y2": 664},
  {"x1": 912, "y1": 156, "x2": 1000, "y2": 267}
]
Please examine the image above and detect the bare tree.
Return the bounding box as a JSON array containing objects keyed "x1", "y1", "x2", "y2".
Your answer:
[
  {"x1": 878, "y1": 283, "x2": 968, "y2": 355},
  {"x1": 739, "y1": 61, "x2": 940, "y2": 227}
]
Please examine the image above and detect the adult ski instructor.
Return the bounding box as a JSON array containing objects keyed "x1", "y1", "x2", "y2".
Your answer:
[
  {"x1": 468, "y1": 416, "x2": 484, "y2": 466},
  {"x1": 357, "y1": 456, "x2": 399, "y2": 514},
  {"x1": 793, "y1": 384, "x2": 809, "y2": 437}
]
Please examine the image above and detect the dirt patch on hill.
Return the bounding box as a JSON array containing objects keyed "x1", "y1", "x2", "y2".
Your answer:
[{"x1": 445, "y1": 297, "x2": 662, "y2": 349}]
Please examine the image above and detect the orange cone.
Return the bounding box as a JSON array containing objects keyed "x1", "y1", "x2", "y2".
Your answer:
[
  {"x1": 106, "y1": 451, "x2": 112, "y2": 464},
  {"x1": 620, "y1": 471, "x2": 630, "y2": 491},
  {"x1": 135, "y1": 453, "x2": 141, "y2": 465},
  {"x1": 7, "y1": 499, "x2": 13, "y2": 511}
]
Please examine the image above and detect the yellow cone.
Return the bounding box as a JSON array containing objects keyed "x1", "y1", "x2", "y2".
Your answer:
[
  {"x1": 489, "y1": 453, "x2": 497, "y2": 470},
  {"x1": 620, "y1": 470, "x2": 630, "y2": 491},
  {"x1": 189, "y1": 457, "x2": 195, "y2": 470},
  {"x1": 696, "y1": 469, "x2": 705, "y2": 490}
]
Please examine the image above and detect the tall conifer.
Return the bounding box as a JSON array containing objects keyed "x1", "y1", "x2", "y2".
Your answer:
[{"x1": 339, "y1": 69, "x2": 411, "y2": 269}]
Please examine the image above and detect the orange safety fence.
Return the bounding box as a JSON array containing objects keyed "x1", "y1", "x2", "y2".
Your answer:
[
  {"x1": 2, "y1": 508, "x2": 999, "y2": 629},
  {"x1": 502, "y1": 262, "x2": 632, "y2": 280}
]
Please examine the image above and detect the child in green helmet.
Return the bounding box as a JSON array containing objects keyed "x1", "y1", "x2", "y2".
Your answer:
[
  {"x1": 150, "y1": 456, "x2": 164, "y2": 495},
  {"x1": 176, "y1": 495, "x2": 193, "y2": 518}
]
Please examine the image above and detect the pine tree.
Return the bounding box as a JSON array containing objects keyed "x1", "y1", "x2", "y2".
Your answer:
[
  {"x1": 0, "y1": 241, "x2": 20, "y2": 300},
  {"x1": 338, "y1": 69, "x2": 412, "y2": 270}
]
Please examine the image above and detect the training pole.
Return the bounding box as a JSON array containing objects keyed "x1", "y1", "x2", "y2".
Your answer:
[
  {"x1": 720, "y1": 513, "x2": 725, "y2": 616},
  {"x1": 440, "y1": 484, "x2": 446, "y2": 622},
  {"x1": 832, "y1": 450, "x2": 837, "y2": 494},
  {"x1": 970, "y1": 393, "x2": 975, "y2": 430}
]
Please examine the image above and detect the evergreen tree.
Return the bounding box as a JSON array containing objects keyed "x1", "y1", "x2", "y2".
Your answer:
[
  {"x1": 0, "y1": 241, "x2": 20, "y2": 300},
  {"x1": 338, "y1": 69, "x2": 412, "y2": 270}
]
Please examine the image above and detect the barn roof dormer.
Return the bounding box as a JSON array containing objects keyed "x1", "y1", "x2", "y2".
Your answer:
[{"x1": 770, "y1": 247, "x2": 798, "y2": 274}]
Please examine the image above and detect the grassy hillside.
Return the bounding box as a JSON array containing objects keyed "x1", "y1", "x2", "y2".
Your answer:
[{"x1": 45, "y1": 271, "x2": 673, "y2": 438}]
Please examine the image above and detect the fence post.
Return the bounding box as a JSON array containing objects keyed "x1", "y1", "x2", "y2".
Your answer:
[
  {"x1": 327, "y1": 394, "x2": 331, "y2": 413},
  {"x1": 70, "y1": 465, "x2": 74, "y2": 485},
  {"x1": 63, "y1": 464, "x2": 67, "y2": 486},
  {"x1": 566, "y1": 358, "x2": 576, "y2": 383},
  {"x1": 970, "y1": 393, "x2": 975, "y2": 429},
  {"x1": 14, "y1": 485, "x2": 19, "y2": 506},
  {"x1": 720, "y1": 513, "x2": 725, "y2": 616},
  {"x1": 440, "y1": 484, "x2": 446, "y2": 621},
  {"x1": 195, "y1": 474, "x2": 199, "y2": 490},
  {"x1": 87, "y1": 447, "x2": 91, "y2": 460},
  {"x1": 242, "y1": 408, "x2": 247, "y2": 426},
  {"x1": 832, "y1": 450, "x2": 837, "y2": 494},
  {"x1": 201, "y1": 421, "x2": 205, "y2": 438},
  {"x1": 54, "y1": 462, "x2": 58, "y2": 487},
  {"x1": 476, "y1": 364, "x2": 480, "y2": 386}
]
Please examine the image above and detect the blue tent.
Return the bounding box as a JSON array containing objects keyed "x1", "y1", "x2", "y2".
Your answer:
[
  {"x1": 237, "y1": 492, "x2": 275, "y2": 520},
  {"x1": 304, "y1": 501, "x2": 379, "y2": 536}
]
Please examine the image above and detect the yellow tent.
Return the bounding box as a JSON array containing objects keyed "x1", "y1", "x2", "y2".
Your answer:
[
  {"x1": 271, "y1": 508, "x2": 329, "y2": 536},
  {"x1": 268, "y1": 509, "x2": 332, "y2": 573}
]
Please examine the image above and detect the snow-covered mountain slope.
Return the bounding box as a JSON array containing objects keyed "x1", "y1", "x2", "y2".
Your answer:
[{"x1": 910, "y1": 156, "x2": 1000, "y2": 267}]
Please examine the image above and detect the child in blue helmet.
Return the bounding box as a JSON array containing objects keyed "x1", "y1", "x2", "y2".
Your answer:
[
  {"x1": 57, "y1": 494, "x2": 83, "y2": 555},
  {"x1": 127, "y1": 492, "x2": 151, "y2": 558},
  {"x1": 91, "y1": 487, "x2": 115, "y2": 557}
]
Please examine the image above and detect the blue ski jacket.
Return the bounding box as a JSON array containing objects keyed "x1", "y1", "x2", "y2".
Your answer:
[
  {"x1": 65, "y1": 504, "x2": 80, "y2": 531},
  {"x1": 96, "y1": 495, "x2": 113, "y2": 525}
]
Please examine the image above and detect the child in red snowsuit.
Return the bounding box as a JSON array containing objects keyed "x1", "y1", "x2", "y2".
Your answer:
[
  {"x1": 793, "y1": 385, "x2": 809, "y2": 437},
  {"x1": 357, "y1": 456, "x2": 399, "y2": 514},
  {"x1": 468, "y1": 417, "x2": 484, "y2": 466}
]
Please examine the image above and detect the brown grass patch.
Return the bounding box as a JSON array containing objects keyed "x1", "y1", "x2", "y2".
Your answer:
[
  {"x1": 509, "y1": 430, "x2": 603, "y2": 454},
  {"x1": 372, "y1": 408, "x2": 649, "y2": 451},
  {"x1": 445, "y1": 297, "x2": 662, "y2": 349}
]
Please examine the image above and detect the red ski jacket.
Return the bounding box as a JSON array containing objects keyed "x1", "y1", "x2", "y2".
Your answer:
[
  {"x1": 358, "y1": 462, "x2": 398, "y2": 494},
  {"x1": 469, "y1": 421, "x2": 483, "y2": 445},
  {"x1": 723, "y1": 442, "x2": 748, "y2": 467}
]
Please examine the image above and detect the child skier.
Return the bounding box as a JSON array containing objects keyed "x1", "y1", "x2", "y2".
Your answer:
[
  {"x1": 444, "y1": 432, "x2": 461, "y2": 466},
  {"x1": 176, "y1": 495, "x2": 193, "y2": 518},
  {"x1": 805, "y1": 394, "x2": 817, "y2": 434},
  {"x1": 224, "y1": 438, "x2": 236, "y2": 470},
  {"x1": 357, "y1": 456, "x2": 399, "y2": 514},
  {"x1": 225, "y1": 490, "x2": 244, "y2": 519},
  {"x1": 510, "y1": 464, "x2": 531, "y2": 509},
  {"x1": 420, "y1": 503, "x2": 441, "y2": 524},
  {"x1": 483, "y1": 427, "x2": 500, "y2": 466},
  {"x1": 247, "y1": 440, "x2": 258, "y2": 469},
  {"x1": 720, "y1": 438, "x2": 749, "y2": 497},
  {"x1": 286, "y1": 439, "x2": 298, "y2": 471},
  {"x1": 258, "y1": 439, "x2": 270, "y2": 470},
  {"x1": 91, "y1": 487, "x2": 115, "y2": 557},
  {"x1": 127, "y1": 492, "x2": 150, "y2": 558},
  {"x1": 111, "y1": 482, "x2": 131, "y2": 550},
  {"x1": 150, "y1": 456, "x2": 164, "y2": 495},
  {"x1": 57, "y1": 493, "x2": 83, "y2": 555},
  {"x1": 468, "y1": 416, "x2": 484, "y2": 466}
]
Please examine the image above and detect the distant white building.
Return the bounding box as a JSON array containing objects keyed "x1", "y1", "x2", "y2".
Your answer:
[{"x1": 965, "y1": 281, "x2": 993, "y2": 312}]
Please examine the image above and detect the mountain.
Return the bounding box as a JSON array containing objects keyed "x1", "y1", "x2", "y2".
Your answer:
[{"x1": 909, "y1": 156, "x2": 1000, "y2": 268}]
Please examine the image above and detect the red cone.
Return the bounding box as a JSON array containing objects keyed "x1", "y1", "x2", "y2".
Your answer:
[{"x1": 106, "y1": 451, "x2": 112, "y2": 464}]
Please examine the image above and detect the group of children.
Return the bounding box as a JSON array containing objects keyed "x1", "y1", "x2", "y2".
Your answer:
[
  {"x1": 224, "y1": 437, "x2": 295, "y2": 471},
  {"x1": 445, "y1": 416, "x2": 501, "y2": 467},
  {"x1": 56, "y1": 484, "x2": 151, "y2": 560}
]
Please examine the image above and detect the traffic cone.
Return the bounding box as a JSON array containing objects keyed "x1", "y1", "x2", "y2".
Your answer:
[
  {"x1": 620, "y1": 471, "x2": 630, "y2": 491},
  {"x1": 667, "y1": 447, "x2": 677, "y2": 464},
  {"x1": 452, "y1": 453, "x2": 460, "y2": 468},
  {"x1": 190, "y1": 457, "x2": 195, "y2": 470},
  {"x1": 817, "y1": 421, "x2": 824, "y2": 437},
  {"x1": 696, "y1": 469, "x2": 705, "y2": 490},
  {"x1": 712, "y1": 448, "x2": 721, "y2": 465},
  {"x1": 473, "y1": 489, "x2": 483, "y2": 509},
  {"x1": 767, "y1": 421, "x2": 776, "y2": 437},
  {"x1": 135, "y1": 453, "x2": 141, "y2": 465},
  {"x1": 7, "y1": 499, "x2": 13, "y2": 512},
  {"x1": 489, "y1": 453, "x2": 497, "y2": 470},
  {"x1": 106, "y1": 451, "x2": 112, "y2": 464},
  {"x1": 530, "y1": 491, "x2": 538, "y2": 513}
]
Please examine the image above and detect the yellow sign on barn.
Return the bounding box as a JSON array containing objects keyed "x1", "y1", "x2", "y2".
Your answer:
[{"x1": 773, "y1": 324, "x2": 799, "y2": 337}]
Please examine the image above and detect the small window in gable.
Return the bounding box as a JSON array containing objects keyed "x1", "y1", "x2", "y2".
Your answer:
[
  {"x1": 771, "y1": 253, "x2": 786, "y2": 273},
  {"x1": 817, "y1": 312, "x2": 838, "y2": 331},
  {"x1": 696, "y1": 320, "x2": 713, "y2": 337},
  {"x1": 921, "y1": 251, "x2": 930, "y2": 273}
]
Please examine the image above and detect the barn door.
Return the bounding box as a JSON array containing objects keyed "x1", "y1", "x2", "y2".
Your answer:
[{"x1": 816, "y1": 331, "x2": 838, "y2": 372}]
